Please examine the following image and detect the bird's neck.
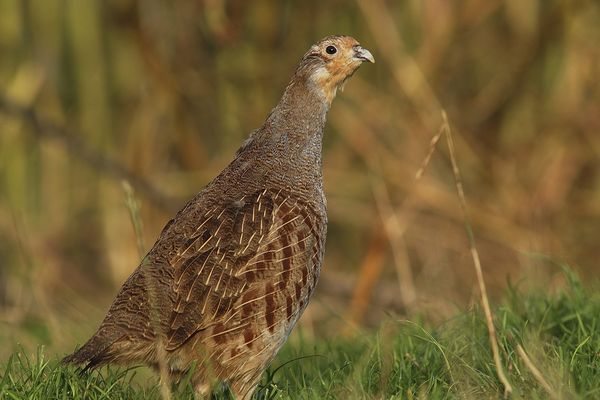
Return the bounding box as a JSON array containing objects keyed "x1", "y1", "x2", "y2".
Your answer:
[
  {"x1": 234, "y1": 76, "x2": 331, "y2": 200},
  {"x1": 264, "y1": 77, "x2": 330, "y2": 141}
]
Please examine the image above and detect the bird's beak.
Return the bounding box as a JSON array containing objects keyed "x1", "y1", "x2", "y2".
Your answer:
[{"x1": 353, "y1": 45, "x2": 375, "y2": 63}]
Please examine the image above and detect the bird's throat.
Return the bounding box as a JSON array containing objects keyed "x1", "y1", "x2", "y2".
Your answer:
[{"x1": 265, "y1": 79, "x2": 329, "y2": 144}]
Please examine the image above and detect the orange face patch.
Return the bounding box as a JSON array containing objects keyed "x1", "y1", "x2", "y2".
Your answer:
[{"x1": 308, "y1": 36, "x2": 367, "y2": 104}]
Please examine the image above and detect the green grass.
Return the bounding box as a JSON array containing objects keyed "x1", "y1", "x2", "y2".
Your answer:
[{"x1": 2, "y1": 268, "x2": 600, "y2": 399}]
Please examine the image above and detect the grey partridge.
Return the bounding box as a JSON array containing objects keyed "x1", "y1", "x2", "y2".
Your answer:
[{"x1": 63, "y1": 35, "x2": 374, "y2": 399}]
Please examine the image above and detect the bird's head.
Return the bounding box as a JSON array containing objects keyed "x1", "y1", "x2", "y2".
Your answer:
[{"x1": 295, "y1": 35, "x2": 374, "y2": 105}]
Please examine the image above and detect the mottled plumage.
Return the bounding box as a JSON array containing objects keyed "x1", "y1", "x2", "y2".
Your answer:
[{"x1": 63, "y1": 35, "x2": 374, "y2": 399}]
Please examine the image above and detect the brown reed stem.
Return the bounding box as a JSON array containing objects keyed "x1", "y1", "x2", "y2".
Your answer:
[
  {"x1": 516, "y1": 344, "x2": 558, "y2": 399},
  {"x1": 442, "y1": 111, "x2": 513, "y2": 396}
]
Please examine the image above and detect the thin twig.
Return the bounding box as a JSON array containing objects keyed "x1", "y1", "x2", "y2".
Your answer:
[
  {"x1": 122, "y1": 181, "x2": 146, "y2": 257},
  {"x1": 516, "y1": 344, "x2": 558, "y2": 399},
  {"x1": 0, "y1": 95, "x2": 179, "y2": 212},
  {"x1": 442, "y1": 111, "x2": 513, "y2": 396}
]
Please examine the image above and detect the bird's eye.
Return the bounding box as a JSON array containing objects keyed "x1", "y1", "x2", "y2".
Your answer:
[{"x1": 325, "y1": 45, "x2": 337, "y2": 55}]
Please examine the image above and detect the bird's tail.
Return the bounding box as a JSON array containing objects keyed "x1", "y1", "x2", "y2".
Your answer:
[{"x1": 62, "y1": 328, "x2": 124, "y2": 371}]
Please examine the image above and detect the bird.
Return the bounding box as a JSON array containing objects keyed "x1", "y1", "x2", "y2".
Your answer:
[{"x1": 63, "y1": 35, "x2": 374, "y2": 399}]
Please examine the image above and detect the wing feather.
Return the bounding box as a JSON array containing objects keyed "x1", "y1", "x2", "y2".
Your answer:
[{"x1": 164, "y1": 189, "x2": 321, "y2": 351}]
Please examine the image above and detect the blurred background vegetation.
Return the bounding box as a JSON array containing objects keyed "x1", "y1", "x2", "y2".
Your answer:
[{"x1": 1, "y1": 0, "x2": 599, "y2": 362}]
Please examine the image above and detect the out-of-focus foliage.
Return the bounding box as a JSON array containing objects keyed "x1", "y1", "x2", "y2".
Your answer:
[{"x1": 1, "y1": 0, "x2": 599, "y2": 359}]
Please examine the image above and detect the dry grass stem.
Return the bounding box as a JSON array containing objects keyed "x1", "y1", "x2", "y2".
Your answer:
[
  {"x1": 367, "y1": 113, "x2": 446, "y2": 316},
  {"x1": 442, "y1": 111, "x2": 513, "y2": 396},
  {"x1": 415, "y1": 125, "x2": 444, "y2": 181},
  {"x1": 331, "y1": 105, "x2": 420, "y2": 317},
  {"x1": 516, "y1": 344, "x2": 558, "y2": 399},
  {"x1": 368, "y1": 110, "x2": 446, "y2": 315},
  {"x1": 123, "y1": 181, "x2": 146, "y2": 257},
  {"x1": 371, "y1": 178, "x2": 417, "y2": 313}
]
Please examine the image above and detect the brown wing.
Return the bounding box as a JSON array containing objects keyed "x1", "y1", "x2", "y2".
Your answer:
[{"x1": 164, "y1": 188, "x2": 324, "y2": 350}]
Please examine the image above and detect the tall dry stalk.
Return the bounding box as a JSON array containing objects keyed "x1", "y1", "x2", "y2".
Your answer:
[
  {"x1": 516, "y1": 344, "x2": 558, "y2": 399},
  {"x1": 441, "y1": 111, "x2": 513, "y2": 396}
]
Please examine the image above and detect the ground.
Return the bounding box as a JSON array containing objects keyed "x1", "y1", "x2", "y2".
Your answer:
[{"x1": 2, "y1": 267, "x2": 599, "y2": 399}]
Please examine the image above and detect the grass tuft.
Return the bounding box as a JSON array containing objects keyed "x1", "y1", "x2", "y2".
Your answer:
[{"x1": 3, "y1": 267, "x2": 599, "y2": 399}]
